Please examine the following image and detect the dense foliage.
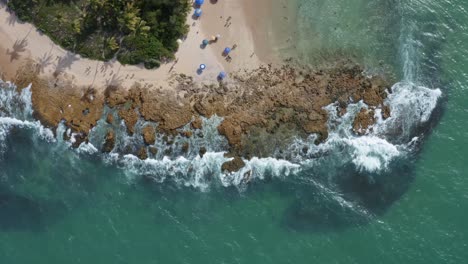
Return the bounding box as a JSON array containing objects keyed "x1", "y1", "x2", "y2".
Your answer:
[{"x1": 8, "y1": 0, "x2": 191, "y2": 68}]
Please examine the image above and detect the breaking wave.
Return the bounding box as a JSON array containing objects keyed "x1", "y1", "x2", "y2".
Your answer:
[
  {"x1": 0, "y1": 0, "x2": 443, "y2": 198},
  {"x1": 0, "y1": 76, "x2": 441, "y2": 192},
  {"x1": 0, "y1": 82, "x2": 55, "y2": 156}
]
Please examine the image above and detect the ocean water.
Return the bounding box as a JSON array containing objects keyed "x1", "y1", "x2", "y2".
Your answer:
[{"x1": 0, "y1": 0, "x2": 467, "y2": 263}]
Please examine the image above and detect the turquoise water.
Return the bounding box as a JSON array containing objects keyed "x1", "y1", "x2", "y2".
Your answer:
[{"x1": 1, "y1": 0, "x2": 468, "y2": 263}]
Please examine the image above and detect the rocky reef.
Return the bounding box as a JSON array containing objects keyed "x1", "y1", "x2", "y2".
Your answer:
[{"x1": 11, "y1": 60, "x2": 392, "y2": 172}]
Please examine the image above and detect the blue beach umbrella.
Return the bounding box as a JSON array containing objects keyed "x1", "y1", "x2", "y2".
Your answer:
[
  {"x1": 195, "y1": 0, "x2": 205, "y2": 5},
  {"x1": 199, "y1": 64, "x2": 206, "y2": 70},
  {"x1": 223, "y1": 47, "x2": 231, "y2": 55},
  {"x1": 202, "y1": 39, "x2": 209, "y2": 45},
  {"x1": 218, "y1": 71, "x2": 227, "y2": 79},
  {"x1": 194, "y1": 8, "x2": 202, "y2": 17}
]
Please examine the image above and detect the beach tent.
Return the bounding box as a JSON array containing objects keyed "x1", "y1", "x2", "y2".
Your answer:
[
  {"x1": 195, "y1": 0, "x2": 205, "y2": 5},
  {"x1": 223, "y1": 47, "x2": 231, "y2": 55},
  {"x1": 194, "y1": 8, "x2": 202, "y2": 17},
  {"x1": 218, "y1": 71, "x2": 227, "y2": 79}
]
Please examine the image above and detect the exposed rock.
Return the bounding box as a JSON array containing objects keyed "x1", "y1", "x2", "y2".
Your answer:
[
  {"x1": 106, "y1": 113, "x2": 114, "y2": 124},
  {"x1": 221, "y1": 156, "x2": 246, "y2": 173},
  {"x1": 353, "y1": 108, "x2": 375, "y2": 135},
  {"x1": 63, "y1": 130, "x2": 71, "y2": 141},
  {"x1": 180, "y1": 131, "x2": 193, "y2": 138},
  {"x1": 137, "y1": 147, "x2": 148, "y2": 160},
  {"x1": 142, "y1": 125, "x2": 156, "y2": 145},
  {"x1": 382, "y1": 105, "x2": 391, "y2": 119},
  {"x1": 102, "y1": 129, "x2": 115, "y2": 153},
  {"x1": 118, "y1": 108, "x2": 139, "y2": 135},
  {"x1": 105, "y1": 86, "x2": 127, "y2": 107},
  {"x1": 338, "y1": 106, "x2": 347, "y2": 117},
  {"x1": 217, "y1": 118, "x2": 243, "y2": 150},
  {"x1": 138, "y1": 89, "x2": 193, "y2": 132},
  {"x1": 71, "y1": 133, "x2": 87, "y2": 148},
  {"x1": 27, "y1": 69, "x2": 104, "y2": 134},
  {"x1": 23, "y1": 60, "x2": 392, "y2": 159},
  {"x1": 191, "y1": 117, "x2": 203, "y2": 130}
]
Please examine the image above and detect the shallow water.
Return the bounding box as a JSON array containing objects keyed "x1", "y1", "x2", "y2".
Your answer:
[{"x1": 1, "y1": 0, "x2": 467, "y2": 263}]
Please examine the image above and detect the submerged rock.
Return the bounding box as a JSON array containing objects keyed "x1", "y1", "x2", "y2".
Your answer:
[
  {"x1": 221, "y1": 156, "x2": 246, "y2": 173},
  {"x1": 180, "y1": 131, "x2": 193, "y2": 138},
  {"x1": 102, "y1": 130, "x2": 115, "y2": 153},
  {"x1": 181, "y1": 142, "x2": 189, "y2": 153},
  {"x1": 137, "y1": 147, "x2": 148, "y2": 160},
  {"x1": 149, "y1": 147, "x2": 158, "y2": 155},
  {"x1": 199, "y1": 147, "x2": 207, "y2": 158}
]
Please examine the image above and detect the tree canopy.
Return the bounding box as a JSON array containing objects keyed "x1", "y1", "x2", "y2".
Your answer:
[{"x1": 8, "y1": 0, "x2": 191, "y2": 68}]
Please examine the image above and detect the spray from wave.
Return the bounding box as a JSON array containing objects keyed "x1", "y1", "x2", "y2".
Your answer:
[
  {"x1": 0, "y1": 0, "x2": 444, "y2": 197},
  {"x1": 0, "y1": 82, "x2": 55, "y2": 156},
  {"x1": 0, "y1": 71, "x2": 441, "y2": 192}
]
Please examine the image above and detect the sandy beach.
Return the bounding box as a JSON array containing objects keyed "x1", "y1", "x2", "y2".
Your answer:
[
  {"x1": 0, "y1": 0, "x2": 281, "y2": 90},
  {"x1": 0, "y1": 0, "x2": 396, "y2": 177}
]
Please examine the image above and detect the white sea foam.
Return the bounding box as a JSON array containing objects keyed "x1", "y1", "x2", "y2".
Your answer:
[
  {"x1": 374, "y1": 82, "x2": 442, "y2": 141},
  {"x1": 76, "y1": 142, "x2": 99, "y2": 155},
  {"x1": 0, "y1": 64, "x2": 442, "y2": 190},
  {"x1": 0, "y1": 81, "x2": 54, "y2": 155},
  {"x1": 104, "y1": 152, "x2": 228, "y2": 191},
  {"x1": 344, "y1": 136, "x2": 400, "y2": 173}
]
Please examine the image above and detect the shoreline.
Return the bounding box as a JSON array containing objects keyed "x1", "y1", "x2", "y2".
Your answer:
[
  {"x1": 0, "y1": 0, "x2": 281, "y2": 90},
  {"x1": 0, "y1": 0, "x2": 394, "y2": 172}
]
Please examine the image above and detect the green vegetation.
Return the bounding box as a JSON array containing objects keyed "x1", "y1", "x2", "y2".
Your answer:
[{"x1": 8, "y1": 0, "x2": 191, "y2": 69}]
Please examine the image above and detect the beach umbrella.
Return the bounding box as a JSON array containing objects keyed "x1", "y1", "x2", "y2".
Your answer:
[
  {"x1": 199, "y1": 64, "x2": 206, "y2": 70},
  {"x1": 195, "y1": 0, "x2": 205, "y2": 5},
  {"x1": 194, "y1": 8, "x2": 202, "y2": 17},
  {"x1": 202, "y1": 39, "x2": 209, "y2": 45},
  {"x1": 223, "y1": 47, "x2": 231, "y2": 55},
  {"x1": 218, "y1": 71, "x2": 227, "y2": 79}
]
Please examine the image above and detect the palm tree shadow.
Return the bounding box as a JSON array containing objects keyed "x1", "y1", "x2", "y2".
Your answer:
[
  {"x1": 55, "y1": 51, "x2": 79, "y2": 73},
  {"x1": 100, "y1": 60, "x2": 114, "y2": 74},
  {"x1": 36, "y1": 48, "x2": 55, "y2": 73},
  {"x1": 105, "y1": 72, "x2": 124, "y2": 88},
  {"x1": 6, "y1": 38, "x2": 28, "y2": 62},
  {"x1": 104, "y1": 63, "x2": 123, "y2": 88},
  {"x1": 6, "y1": 13, "x2": 16, "y2": 26}
]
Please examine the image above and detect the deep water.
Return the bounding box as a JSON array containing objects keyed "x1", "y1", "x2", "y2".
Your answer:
[{"x1": 1, "y1": 0, "x2": 468, "y2": 263}]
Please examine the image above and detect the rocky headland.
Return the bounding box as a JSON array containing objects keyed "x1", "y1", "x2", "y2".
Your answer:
[{"x1": 9, "y1": 59, "x2": 392, "y2": 172}]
